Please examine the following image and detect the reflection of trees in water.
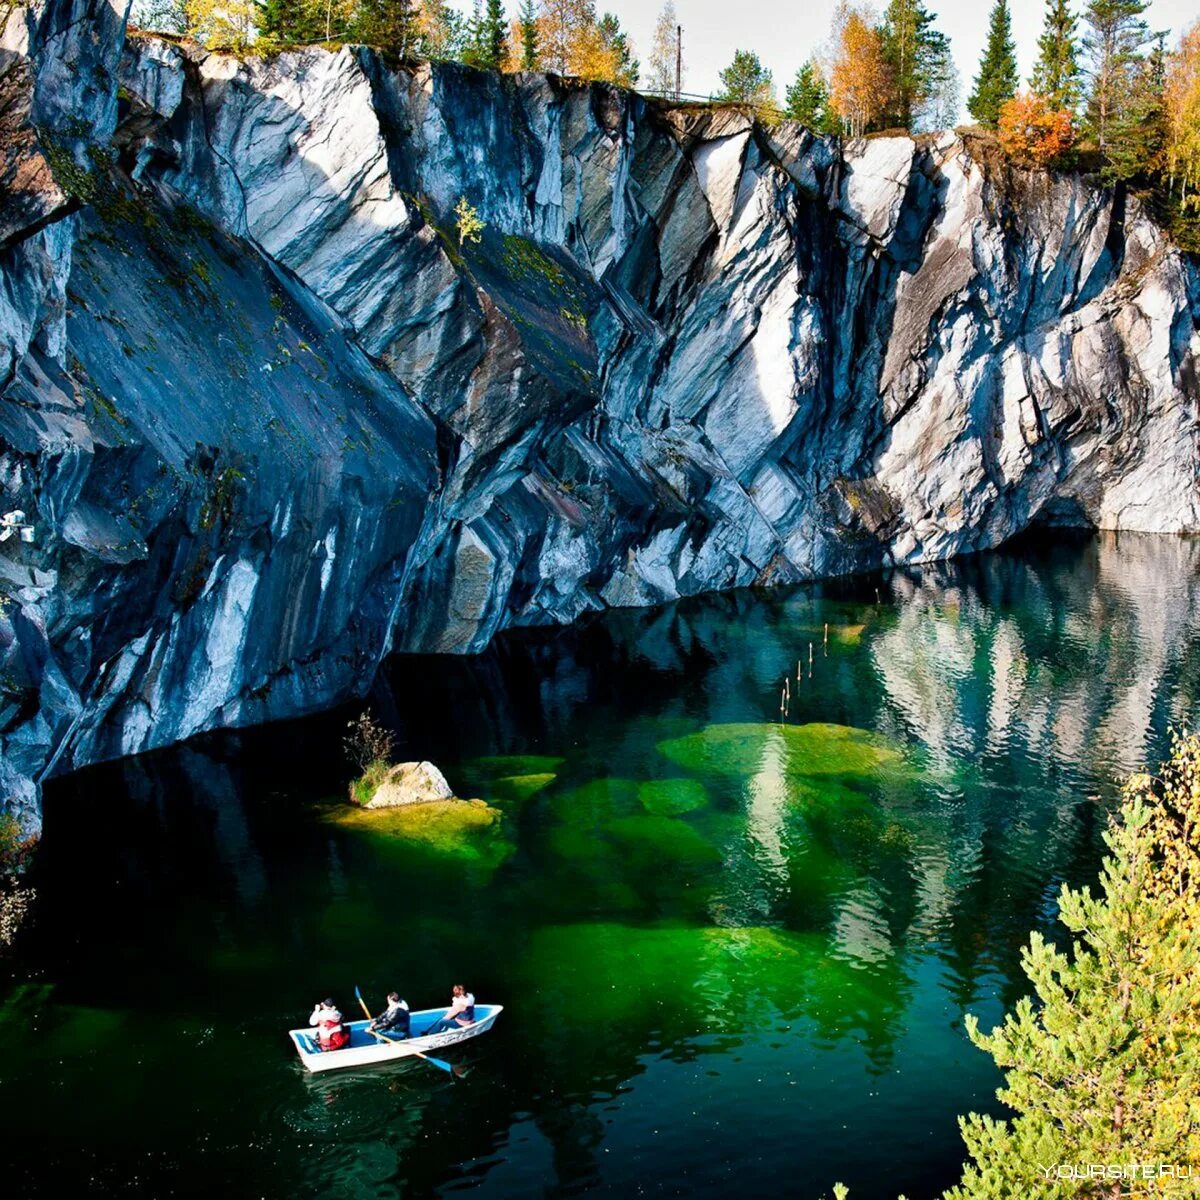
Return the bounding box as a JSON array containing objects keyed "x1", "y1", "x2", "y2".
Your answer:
[{"x1": 868, "y1": 532, "x2": 1200, "y2": 1006}]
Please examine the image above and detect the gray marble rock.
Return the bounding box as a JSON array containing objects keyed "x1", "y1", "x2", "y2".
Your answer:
[
  {"x1": 364, "y1": 761, "x2": 455, "y2": 809},
  {"x1": 1, "y1": 11, "x2": 1197, "y2": 830}
]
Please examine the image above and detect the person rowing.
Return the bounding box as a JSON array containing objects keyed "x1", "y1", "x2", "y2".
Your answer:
[
  {"x1": 369, "y1": 991, "x2": 410, "y2": 1038},
  {"x1": 308, "y1": 997, "x2": 351, "y2": 1051},
  {"x1": 429, "y1": 984, "x2": 475, "y2": 1034}
]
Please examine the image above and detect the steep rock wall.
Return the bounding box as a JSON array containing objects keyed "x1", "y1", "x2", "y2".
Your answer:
[{"x1": 1, "y1": 7, "x2": 1198, "y2": 827}]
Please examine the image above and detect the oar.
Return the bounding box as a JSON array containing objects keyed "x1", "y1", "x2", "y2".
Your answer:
[{"x1": 354, "y1": 985, "x2": 456, "y2": 1075}]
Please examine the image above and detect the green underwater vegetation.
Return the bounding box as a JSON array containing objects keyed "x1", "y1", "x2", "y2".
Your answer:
[
  {"x1": 657, "y1": 722, "x2": 907, "y2": 783},
  {"x1": 321, "y1": 798, "x2": 513, "y2": 871}
]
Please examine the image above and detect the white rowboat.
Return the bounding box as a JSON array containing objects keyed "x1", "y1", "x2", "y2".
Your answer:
[{"x1": 288, "y1": 1004, "x2": 502, "y2": 1073}]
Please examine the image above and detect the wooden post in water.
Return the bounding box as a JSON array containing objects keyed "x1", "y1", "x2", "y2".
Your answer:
[
  {"x1": 808, "y1": 642, "x2": 814, "y2": 676},
  {"x1": 796, "y1": 658, "x2": 802, "y2": 682},
  {"x1": 823, "y1": 622, "x2": 829, "y2": 653}
]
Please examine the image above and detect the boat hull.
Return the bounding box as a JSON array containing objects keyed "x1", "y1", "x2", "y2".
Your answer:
[{"x1": 288, "y1": 1005, "x2": 502, "y2": 1073}]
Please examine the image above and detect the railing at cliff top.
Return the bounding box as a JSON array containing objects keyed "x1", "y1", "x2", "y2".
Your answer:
[{"x1": 638, "y1": 89, "x2": 724, "y2": 104}]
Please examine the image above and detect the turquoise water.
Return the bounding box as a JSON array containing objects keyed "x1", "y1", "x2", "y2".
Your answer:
[{"x1": 3, "y1": 531, "x2": 1199, "y2": 1198}]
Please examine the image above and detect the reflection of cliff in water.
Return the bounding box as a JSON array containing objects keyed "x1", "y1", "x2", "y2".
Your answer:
[
  {"x1": 26, "y1": 532, "x2": 1200, "y2": 1199},
  {"x1": 872, "y1": 531, "x2": 1200, "y2": 775}
]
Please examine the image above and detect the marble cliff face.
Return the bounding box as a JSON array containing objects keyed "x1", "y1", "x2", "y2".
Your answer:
[{"x1": 1, "y1": 0, "x2": 1198, "y2": 824}]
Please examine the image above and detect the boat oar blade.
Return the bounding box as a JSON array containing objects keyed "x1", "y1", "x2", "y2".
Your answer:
[{"x1": 354, "y1": 985, "x2": 372, "y2": 1021}]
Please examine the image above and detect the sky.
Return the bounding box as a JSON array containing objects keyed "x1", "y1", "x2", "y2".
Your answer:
[{"x1": 451, "y1": 0, "x2": 1200, "y2": 116}]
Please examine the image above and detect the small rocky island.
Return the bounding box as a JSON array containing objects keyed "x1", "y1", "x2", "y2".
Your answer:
[{"x1": 331, "y1": 729, "x2": 508, "y2": 865}]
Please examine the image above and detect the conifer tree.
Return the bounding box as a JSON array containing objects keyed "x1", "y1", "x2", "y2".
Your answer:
[
  {"x1": 597, "y1": 11, "x2": 637, "y2": 86},
  {"x1": 483, "y1": 0, "x2": 507, "y2": 68},
  {"x1": 1081, "y1": 0, "x2": 1150, "y2": 154},
  {"x1": 1102, "y1": 32, "x2": 1167, "y2": 181},
  {"x1": 353, "y1": 0, "x2": 420, "y2": 55},
  {"x1": 944, "y1": 734, "x2": 1200, "y2": 1199},
  {"x1": 718, "y1": 49, "x2": 776, "y2": 115},
  {"x1": 968, "y1": 0, "x2": 1018, "y2": 128},
  {"x1": 1029, "y1": 0, "x2": 1082, "y2": 111},
  {"x1": 518, "y1": 0, "x2": 538, "y2": 69},
  {"x1": 879, "y1": 0, "x2": 947, "y2": 130},
  {"x1": 785, "y1": 60, "x2": 832, "y2": 132}
]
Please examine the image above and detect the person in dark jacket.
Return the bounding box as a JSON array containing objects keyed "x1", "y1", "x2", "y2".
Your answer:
[{"x1": 369, "y1": 992, "x2": 410, "y2": 1038}]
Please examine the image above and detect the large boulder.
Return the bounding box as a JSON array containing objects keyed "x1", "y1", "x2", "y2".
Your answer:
[{"x1": 364, "y1": 761, "x2": 456, "y2": 809}]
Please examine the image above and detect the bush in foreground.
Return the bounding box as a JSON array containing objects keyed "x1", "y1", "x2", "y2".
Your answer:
[{"x1": 946, "y1": 734, "x2": 1200, "y2": 1198}]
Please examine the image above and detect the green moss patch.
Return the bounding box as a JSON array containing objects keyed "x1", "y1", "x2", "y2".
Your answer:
[
  {"x1": 514, "y1": 922, "x2": 907, "y2": 1042},
  {"x1": 456, "y1": 754, "x2": 565, "y2": 808},
  {"x1": 637, "y1": 778, "x2": 709, "y2": 816},
  {"x1": 607, "y1": 814, "x2": 722, "y2": 868},
  {"x1": 467, "y1": 754, "x2": 565, "y2": 776},
  {"x1": 658, "y1": 722, "x2": 905, "y2": 782},
  {"x1": 322, "y1": 798, "x2": 510, "y2": 867}
]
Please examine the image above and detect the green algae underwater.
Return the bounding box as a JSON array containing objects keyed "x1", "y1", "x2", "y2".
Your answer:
[{"x1": 4, "y1": 532, "x2": 1200, "y2": 1199}]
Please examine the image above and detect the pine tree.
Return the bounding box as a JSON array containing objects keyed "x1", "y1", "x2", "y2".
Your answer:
[
  {"x1": 719, "y1": 49, "x2": 779, "y2": 123},
  {"x1": 1081, "y1": 0, "x2": 1150, "y2": 154},
  {"x1": 518, "y1": 0, "x2": 538, "y2": 69},
  {"x1": 719, "y1": 49, "x2": 772, "y2": 102},
  {"x1": 944, "y1": 734, "x2": 1200, "y2": 1199},
  {"x1": 785, "y1": 60, "x2": 831, "y2": 131},
  {"x1": 483, "y1": 0, "x2": 507, "y2": 68},
  {"x1": 879, "y1": 0, "x2": 945, "y2": 130},
  {"x1": 1103, "y1": 33, "x2": 1166, "y2": 182},
  {"x1": 353, "y1": 0, "x2": 420, "y2": 56},
  {"x1": 968, "y1": 0, "x2": 1018, "y2": 128},
  {"x1": 1030, "y1": 0, "x2": 1082, "y2": 111},
  {"x1": 597, "y1": 12, "x2": 637, "y2": 87}
]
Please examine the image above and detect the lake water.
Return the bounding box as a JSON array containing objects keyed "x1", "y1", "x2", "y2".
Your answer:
[{"x1": 3, "y1": 531, "x2": 1199, "y2": 1199}]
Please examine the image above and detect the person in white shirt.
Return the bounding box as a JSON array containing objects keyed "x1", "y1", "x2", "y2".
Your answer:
[
  {"x1": 429, "y1": 984, "x2": 475, "y2": 1033},
  {"x1": 308, "y1": 997, "x2": 350, "y2": 1051}
]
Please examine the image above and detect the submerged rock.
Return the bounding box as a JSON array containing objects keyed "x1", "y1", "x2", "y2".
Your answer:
[
  {"x1": 1, "y1": 1, "x2": 1198, "y2": 826},
  {"x1": 364, "y1": 761, "x2": 455, "y2": 809},
  {"x1": 325, "y1": 797, "x2": 510, "y2": 869}
]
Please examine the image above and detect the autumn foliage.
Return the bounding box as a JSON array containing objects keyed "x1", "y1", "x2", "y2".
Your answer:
[
  {"x1": 1165, "y1": 21, "x2": 1200, "y2": 211},
  {"x1": 996, "y1": 91, "x2": 1075, "y2": 166},
  {"x1": 828, "y1": 4, "x2": 892, "y2": 138}
]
